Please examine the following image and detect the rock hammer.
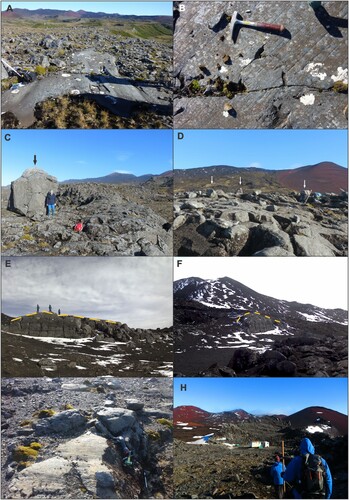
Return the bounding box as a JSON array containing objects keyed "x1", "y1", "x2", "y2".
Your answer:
[{"x1": 231, "y1": 11, "x2": 285, "y2": 42}]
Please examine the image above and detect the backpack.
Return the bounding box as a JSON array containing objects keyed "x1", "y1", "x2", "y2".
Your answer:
[{"x1": 302, "y1": 453, "x2": 326, "y2": 494}]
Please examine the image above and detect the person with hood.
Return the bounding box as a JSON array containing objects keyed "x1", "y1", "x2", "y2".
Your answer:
[
  {"x1": 270, "y1": 453, "x2": 284, "y2": 498},
  {"x1": 45, "y1": 190, "x2": 56, "y2": 216},
  {"x1": 283, "y1": 437, "x2": 332, "y2": 499}
]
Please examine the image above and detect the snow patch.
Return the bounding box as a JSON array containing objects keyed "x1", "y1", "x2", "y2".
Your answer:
[
  {"x1": 240, "y1": 58, "x2": 253, "y2": 67},
  {"x1": 300, "y1": 94, "x2": 315, "y2": 105},
  {"x1": 331, "y1": 67, "x2": 348, "y2": 83},
  {"x1": 304, "y1": 62, "x2": 327, "y2": 80}
]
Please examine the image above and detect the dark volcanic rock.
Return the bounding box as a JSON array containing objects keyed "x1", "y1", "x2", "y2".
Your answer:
[
  {"x1": 2, "y1": 313, "x2": 173, "y2": 378},
  {"x1": 200, "y1": 335, "x2": 348, "y2": 378},
  {"x1": 174, "y1": 277, "x2": 348, "y2": 377},
  {"x1": 2, "y1": 178, "x2": 173, "y2": 256}
]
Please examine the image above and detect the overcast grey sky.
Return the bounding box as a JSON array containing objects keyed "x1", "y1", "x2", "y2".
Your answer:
[
  {"x1": 2, "y1": 257, "x2": 172, "y2": 328},
  {"x1": 174, "y1": 257, "x2": 347, "y2": 310}
]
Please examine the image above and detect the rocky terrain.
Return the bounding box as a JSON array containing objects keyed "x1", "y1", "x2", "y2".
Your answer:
[
  {"x1": 173, "y1": 163, "x2": 348, "y2": 257},
  {"x1": 173, "y1": 405, "x2": 348, "y2": 498},
  {"x1": 1, "y1": 377, "x2": 173, "y2": 498},
  {"x1": 1, "y1": 9, "x2": 172, "y2": 128},
  {"x1": 174, "y1": 1, "x2": 348, "y2": 129},
  {"x1": 2, "y1": 168, "x2": 173, "y2": 256},
  {"x1": 1, "y1": 312, "x2": 172, "y2": 378},
  {"x1": 174, "y1": 277, "x2": 348, "y2": 377}
]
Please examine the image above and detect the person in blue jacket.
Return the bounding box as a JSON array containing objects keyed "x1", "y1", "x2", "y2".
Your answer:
[
  {"x1": 45, "y1": 190, "x2": 57, "y2": 216},
  {"x1": 270, "y1": 453, "x2": 284, "y2": 498},
  {"x1": 283, "y1": 437, "x2": 332, "y2": 499}
]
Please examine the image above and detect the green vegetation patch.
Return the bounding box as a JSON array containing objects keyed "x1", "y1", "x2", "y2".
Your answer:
[
  {"x1": 332, "y1": 81, "x2": 348, "y2": 94},
  {"x1": 31, "y1": 95, "x2": 170, "y2": 129},
  {"x1": 29, "y1": 442, "x2": 43, "y2": 450},
  {"x1": 156, "y1": 418, "x2": 173, "y2": 429},
  {"x1": 35, "y1": 65, "x2": 47, "y2": 76},
  {"x1": 63, "y1": 403, "x2": 74, "y2": 410},
  {"x1": 20, "y1": 419, "x2": 33, "y2": 427},
  {"x1": 36, "y1": 408, "x2": 56, "y2": 419},
  {"x1": 110, "y1": 21, "x2": 172, "y2": 41},
  {"x1": 13, "y1": 446, "x2": 39, "y2": 462},
  {"x1": 1, "y1": 76, "x2": 19, "y2": 92},
  {"x1": 189, "y1": 79, "x2": 201, "y2": 94},
  {"x1": 147, "y1": 430, "x2": 160, "y2": 440}
]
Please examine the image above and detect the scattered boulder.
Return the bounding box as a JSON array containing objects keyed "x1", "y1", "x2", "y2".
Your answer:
[
  {"x1": 34, "y1": 410, "x2": 87, "y2": 436},
  {"x1": 126, "y1": 399, "x2": 144, "y2": 411},
  {"x1": 96, "y1": 408, "x2": 136, "y2": 435},
  {"x1": 9, "y1": 168, "x2": 58, "y2": 218}
]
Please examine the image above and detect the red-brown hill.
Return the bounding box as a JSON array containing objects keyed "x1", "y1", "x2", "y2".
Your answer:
[
  {"x1": 174, "y1": 405, "x2": 211, "y2": 424},
  {"x1": 174, "y1": 405, "x2": 347, "y2": 437},
  {"x1": 276, "y1": 161, "x2": 347, "y2": 193},
  {"x1": 287, "y1": 406, "x2": 348, "y2": 436}
]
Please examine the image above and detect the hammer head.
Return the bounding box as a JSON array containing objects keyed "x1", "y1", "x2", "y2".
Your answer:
[{"x1": 231, "y1": 11, "x2": 243, "y2": 43}]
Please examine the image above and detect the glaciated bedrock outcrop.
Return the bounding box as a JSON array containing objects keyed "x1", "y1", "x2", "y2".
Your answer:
[{"x1": 174, "y1": 1, "x2": 348, "y2": 128}]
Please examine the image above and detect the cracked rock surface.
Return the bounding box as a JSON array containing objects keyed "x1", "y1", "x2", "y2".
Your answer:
[
  {"x1": 174, "y1": 1, "x2": 348, "y2": 128},
  {"x1": 173, "y1": 189, "x2": 348, "y2": 257},
  {"x1": 2, "y1": 174, "x2": 173, "y2": 256},
  {"x1": 1, "y1": 377, "x2": 173, "y2": 499}
]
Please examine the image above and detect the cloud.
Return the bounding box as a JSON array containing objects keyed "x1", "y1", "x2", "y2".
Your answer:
[
  {"x1": 2, "y1": 257, "x2": 173, "y2": 329},
  {"x1": 75, "y1": 160, "x2": 87, "y2": 165},
  {"x1": 114, "y1": 170, "x2": 132, "y2": 174}
]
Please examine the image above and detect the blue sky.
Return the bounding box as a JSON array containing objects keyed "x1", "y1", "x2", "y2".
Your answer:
[
  {"x1": 2, "y1": 130, "x2": 172, "y2": 185},
  {"x1": 2, "y1": 2, "x2": 172, "y2": 15},
  {"x1": 174, "y1": 378, "x2": 348, "y2": 416},
  {"x1": 174, "y1": 130, "x2": 348, "y2": 171}
]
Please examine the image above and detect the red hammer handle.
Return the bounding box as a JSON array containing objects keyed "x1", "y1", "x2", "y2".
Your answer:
[{"x1": 249, "y1": 21, "x2": 285, "y2": 32}]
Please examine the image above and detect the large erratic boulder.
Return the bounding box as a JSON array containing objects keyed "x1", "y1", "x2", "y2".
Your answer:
[{"x1": 9, "y1": 168, "x2": 58, "y2": 218}]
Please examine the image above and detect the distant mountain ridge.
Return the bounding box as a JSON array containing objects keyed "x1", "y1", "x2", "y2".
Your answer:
[
  {"x1": 174, "y1": 162, "x2": 347, "y2": 193},
  {"x1": 174, "y1": 276, "x2": 348, "y2": 325},
  {"x1": 174, "y1": 405, "x2": 348, "y2": 436},
  {"x1": 62, "y1": 171, "x2": 169, "y2": 184},
  {"x1": 2, "y1": 8, "x2": 172, "y2": 25}
]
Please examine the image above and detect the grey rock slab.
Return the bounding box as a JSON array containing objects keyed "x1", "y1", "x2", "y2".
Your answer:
[
  {"x1": 8, "y1": 456, "x2": 72, "y2": 498},
  {"x1": 180, "y1": 200, "x2": 205, "y2": 209},
  {"x1": 253, "y1": 246, "x2": 295, "y2": 256},
  {"x1": 34, "y1": 409, "x2": 87, "y2": 436},
  {"x1": 293, "y1": 233, "x2": 337, "y2": 256},
  {"x1": 96, "y1": 408, "x2": 136, "y2": 435},
  {"x1": 57, "y1": 433, "x2": 118, "y2": 498},
  {"x1": 174, "y1": 1, "x2": 347, "y2": 129},
  {"x1": 232, "y1": 210, "x2": 250, "y2": 223},
  {"x1": 126, "y1": 399, "x2": 144, "y2": 411},
  {"x1": 2, "y1": 50, "x2": 171, "y2": 126},
  {"x1": 61, "y1": 383, "x2": 92, "y2": 392}
]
